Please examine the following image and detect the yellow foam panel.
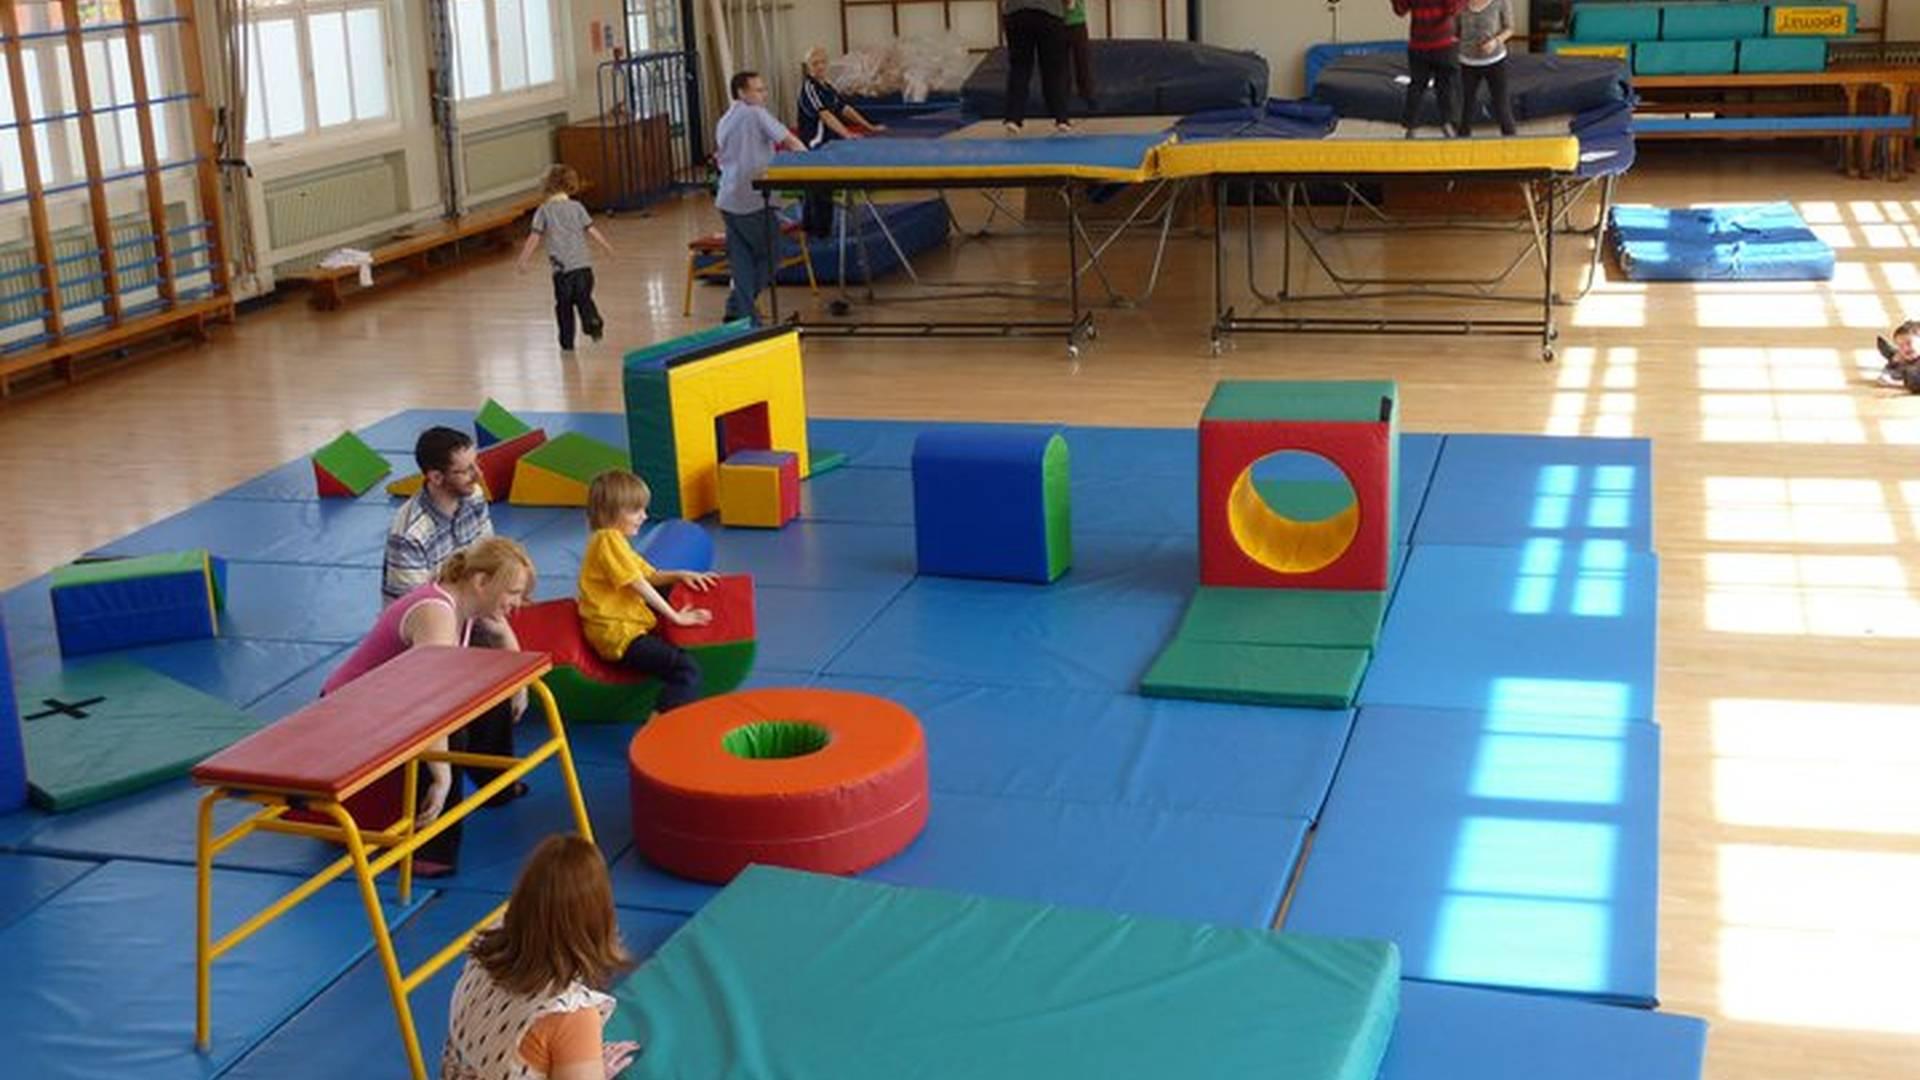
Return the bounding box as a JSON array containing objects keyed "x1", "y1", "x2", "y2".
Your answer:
[
  {"x1": 667, "y1": 332, "x2": 811, "y2": 521},
  {"x1": 508, "y1": 462, "x2": 590, "y2": 507},
  {"x1": 1157, "y1": 136, "x2": 1582, "y2": 178}
]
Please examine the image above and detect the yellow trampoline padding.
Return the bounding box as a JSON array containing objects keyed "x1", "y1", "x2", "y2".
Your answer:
[
  {"x1": 1226, "y1": 469, "x2": 1360, "y2": 574},
  {"x1": 764, "y1": 161, "x2": 1161, "y2": 184},
  {"x1": 1158, "y1": 135, "x2": 1581, "y2": 178}
]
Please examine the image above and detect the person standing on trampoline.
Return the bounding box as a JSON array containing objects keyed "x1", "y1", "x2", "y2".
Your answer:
[
  {"x1": 1458, "y1": 0, "x2": 1517, "y2": 137},
  {"x1": 1001, "y1": 0, "x2": 1073, "y2": 135},
  {"x1": 1392, "y1": 0, "x2": 1468, "y2": 138},
  {"x1": 1063, "y1": 0, "x2": 1098, "y2": 113}
]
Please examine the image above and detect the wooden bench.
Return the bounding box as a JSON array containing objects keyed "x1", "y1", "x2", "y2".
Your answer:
[
  {"x1": 278, "y1": 191, "x2": 545, "y2": 310},
  {"x1": 0, "y1": 292, "x2": 235, "y2": 399},
  {"x1": 1634, "y1": 113, "x2": 1917, "y2": 180},
  {"x1": 191, "y1": 646, "x2": 594, "y2": 1080},
  {"x1": 1634, "y1": 67, "x2": 1920, "y2": 178}
]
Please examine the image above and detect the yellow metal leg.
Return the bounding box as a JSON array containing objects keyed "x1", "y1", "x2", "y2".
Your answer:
[
  {"x1": 324, "y1": 801, "x2": 429, "y2": 1080},
  {"x1": 531, "y1": 679, "x2": 594, "y2": 844},
  {"x1": 399, "y1": 757, "x2": 419, "y2": 906},
  {"x1": 194, "y1": 788, "x2": 219, "y2": 1051}
]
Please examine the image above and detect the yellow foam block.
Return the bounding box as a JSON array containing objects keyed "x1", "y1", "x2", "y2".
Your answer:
[
  {"x1": 386, "y1": 472, "x2": 495, "y2": 501},
  {"x1": 509, "y1": 461, "x2": 590, "y2": 507},
  {"x1": 666, "y1": 332, "x2": 810, "y2": 520},
  {"x1": 1157, "y1": 136, "x2": 1581, "y2": 178},
  {"x1": 717, "y1": 463, "x2": 789, "y2": 528},
  {"x1": 1772, "y1": 5, "x2": 1850, "y2": 35}
]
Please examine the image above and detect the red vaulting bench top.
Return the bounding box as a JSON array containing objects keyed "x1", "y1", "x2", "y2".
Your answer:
[{"x1": 193, "y1": 646, "x2": 552, "y2": 799}]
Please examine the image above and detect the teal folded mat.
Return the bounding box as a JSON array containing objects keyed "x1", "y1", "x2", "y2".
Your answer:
[
  {"x1": 608, "y1": 866, "x2": 1402, "y2": 1080},
  {"x1": 1635, "y1": 39, "x2": 1738, "y2": 75},
  {"x1": 1661, "y1": 2, "x2": 1765, "y2": 40},
  {"x1": 1738, "y1": 36, "x2": 1827, "y2": 72},
  {"x1": 1572, "y1": 3, "x2": 1661, "y2": 42}
]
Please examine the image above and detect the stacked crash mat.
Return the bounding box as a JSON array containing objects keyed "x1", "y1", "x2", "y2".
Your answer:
[
  {"x1": 1313, "y1": 52, "x2": 1632, "y2": 131},
  {"x1": 1608, "y1": 200, "x2": 1835, "y2": 280},
  {"x1": 1553, "y1": 1, "x2": 1852, "y2": 74}
]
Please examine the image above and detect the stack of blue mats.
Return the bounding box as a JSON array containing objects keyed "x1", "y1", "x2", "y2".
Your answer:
[
  {"x1": 1608, "y1": 201, "x2": 1834, "y2": 281},
  {"x1": 1175, "y1": 99, "x2": 1338, "y2": 141},
  {"x1": 693, "y1": 198, "x2": 952, "y2": 287}
]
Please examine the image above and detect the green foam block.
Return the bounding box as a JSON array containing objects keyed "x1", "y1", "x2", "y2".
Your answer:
[
  {"x1": 808, "y1": 449, "x2": 848, "y2": 476},
  {"x1": 521, "y1": 431, "x2": 630, "y2": 485},
  {"x1": 1177, "y1": 586, "x2": 1386, "y2": 650},
  {"x1": 311, "y1": 431, "x2": 392, "y2": 496},
  {"x1": 609, "y1": 866, "x2": 1401, "y2": 1080},
  {"x1": 475, "y1": 398, "x2": 533, "y2": 443},
  {"x1": 545, "y1": 640, "x2": 757, "y2": 725},
  {"x1": 1141, "y1": 635, "x2": 1369, "y2": 709},
  {"x1": 1042, "y1": 433, "x2": 1072, "y2": 582},
  {"x1": 1204, "y1": 380, "x2": 1398, "y2": 424},
  {"x1": 52, "y1": 550, "x2": 207, "y2": 590},
  {"x1": 21, "y1": 661, "x2": 263, "y2": 811}
]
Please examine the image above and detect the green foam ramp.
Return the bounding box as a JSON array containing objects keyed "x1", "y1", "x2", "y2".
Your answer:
[
  {"x1": 21, "y1": 661, "x2": 264, "y2": 811},
  {"x1": 1203, "y1": 380, "x2": 1397, "y2": 423},
  {"x1": 1177, "y1": 586, "x2": 1386, "y2": 650},
  {"x1": 608, "y1": 865, "x2": 1400, "y2": 1080},
  {"x1": 521, "y1": 431, "x2": 630, "y2": 483},
  {"x1": 1142, "y1": 635, "x2": 1368, "y2": 708},
  {"x1": 546, "y1": 640, "x2": 756, "y2": 725},
  {"x1": 474, "y1": 398, "x2": 533, "y2": 445},
  {"x1": 310, "y1": 431, "x2": 392, "y2": 497}
]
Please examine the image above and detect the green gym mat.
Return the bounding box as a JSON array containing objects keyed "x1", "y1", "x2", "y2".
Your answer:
[
  {"x1": 20, "y1": 661, "x2": 265, "y2": 811},
  {"x1": 1176, "y1": 585, "x2": 1386, "y2": 650},
  {"x1": 607, "y1": 866, "x2": 1400, "y2": 1080},
  {"x1": 1141, "y1": 636, "x2": 1370, "y2": 709}
]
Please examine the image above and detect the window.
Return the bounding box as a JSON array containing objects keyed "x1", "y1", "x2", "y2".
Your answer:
[
  {"x1": 450, "y1": 0, "x2": 559, "y2": 103},
  {"x1": 244, "y1": 0, "x2": 392, "y2": 146}
]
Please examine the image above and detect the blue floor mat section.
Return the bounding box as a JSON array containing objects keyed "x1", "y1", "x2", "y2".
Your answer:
[
  {"x1": 1360, "y1": 543, "x2": 1659, "y2": 724},
  {"x1": 1609, "y1": 201, "x2": 1834, "y2": 282},
  {"x1": 217, "y1": 450, "x2": 417, "y2": 503},
  {"x1": 611, "y1": 792, "x2": 1307, "y2": 928},
  {"x1": 1285, "y1": 706, "x2": 1661, "y2": 1006},
  {"x1": 1412, "y1": 435, "x2": 1653, "y2": 552},
  {"x1": 354, "y1": 410, "x2": 627, "y2": 454},
  {"x1": 95, "y1": 499, "x2": 400, "y2": 567},
  {"x1": 1381, "y1": 980, "x2": 1707, "y2": 1079},
  {"x1": 0, "y1": 860, "x2": 429, "y2": 1080},
  {"x1": 0, "y1": 851, "x2": 97, "y2": 930},
  {"x1": 224, "y1": 891, "x2": 688, "y2": 1080}
]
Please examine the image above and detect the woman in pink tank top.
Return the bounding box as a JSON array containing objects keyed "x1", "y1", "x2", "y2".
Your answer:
[{"x1": 322, "y1": 537, "x2": 536, "y2": 873}]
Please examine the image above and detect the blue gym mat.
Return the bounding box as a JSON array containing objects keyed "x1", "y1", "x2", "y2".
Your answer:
[
  {"x1": 1382, "y1": 980, "x2": 1707, "y2": 1079},
  {"x1": 93, "y1": 499, "x2": 400, "y2": 567},
  {"x1": 224, "y1": 890, "x2": 687, "y2": 1080},
  {"x1": 1609, "y1": 201, "x2": 1835, "y2": 282},
  {"x1": 217, "y1": 449, "x2": 416, "y2": 503},
  {"x1": 0, "y1": 851, "x2": 96, "y2": 930},
  {"x1": 218, "y1": 563, "x2": 383, "y2": 644},
  {"x1": 800, "y1": 465, "x2": 916, "y2": 525},
  {"x1": 1412, "y1": 435, "x2": 1652, "y2": 551},
  {"x1": 613, "y1": 792, "x2": 1308, "y2": 928},
  {"x1": 1285, "y1": 705, "x2": 1661, "y2": 1006},
  {"x1": 1360, "y1": 543, "x2": 1659, "y2": 724},
  {"x1": 354, "y1": 409, "x2": 627, "y2": 454},
  {"x1": 0, "y1": 859, "x2": 430, "y2": 1079},
  {"x1": 8, "y1": 636, "x2": 343, "y2": 710},
  {"x1": 814, "y1": 673, "x2": 1354, "y2": 820}
]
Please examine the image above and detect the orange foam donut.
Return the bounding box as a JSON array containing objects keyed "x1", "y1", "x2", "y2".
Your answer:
[{"x1": 627, "y1": 688, "x2": 929, "y2": 883}]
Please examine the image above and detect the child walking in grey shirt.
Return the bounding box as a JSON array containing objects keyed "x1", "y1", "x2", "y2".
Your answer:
[{"x1": 517, "y1": 165, "x2": 616, "y2": 351}]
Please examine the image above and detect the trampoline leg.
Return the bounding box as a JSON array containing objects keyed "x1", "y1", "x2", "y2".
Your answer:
[
  {"x1": 764, "y1": 189, "x2": 780, "y2": 324},
  {"x1": 1064, "y1": 182, "x2": 1083, "y2": 358},
  {"x1": 1542, "y1": 180, "x2": 1557, "y2": 363},
  {"x1": 1211, "y1": 177, "x2": 1227, "y2": 352}
]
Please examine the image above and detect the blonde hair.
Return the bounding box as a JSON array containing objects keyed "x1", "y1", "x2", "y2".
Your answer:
[
  {"x1": 542, "y1": 164, "x2": 581, "y2": 197},
  {"x1": 1897, "y1": 320, "x2": 1920, "y2": 340},
  {"x1": 587, "y1": 469, "x2": 651, "y2": 530},
  {"x1": 470, "y1": 835, "x2": 630, "y2": 997},
  {"x1": 437, "y1": 537, "x2": 534, "y2": 590}
]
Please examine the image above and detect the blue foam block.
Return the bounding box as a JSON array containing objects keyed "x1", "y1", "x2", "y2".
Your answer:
[
  {"x1": 0, "y1": 852, "x2": 96, "y2": 930},
  {"x1": 1361, "y1": 543, "x2": 1659, "y2": 724},
  {"x1": 52, "y1": 565, "x2": 216, "y2": 657},
  {"x1": 0, "y1": 859, "x2": 429, "y2": 1079},
  {"x1": 1609, "y1": 202, "x2": 1834, "y2": 282},
  {"x1": 1382, "y1": 980, "x2": 1706, "y2": 1079},
  {"x1": 826, "y1": 532, "x2": 1190, "y2": 691},
  {"x1": 636, "y1": 518, "x2": 716, "y2": 572},
  {"x1": 94, "y1": 499, "x2": 399, "y2": 567},
  {"x1": 224, "y1": 891, "x2": 688, "y2": 1080},
  {"x1": 1412, "y1": 435, "x2": 1652, "y2": 551},
  {"x1": 1286, "y1": 706, "x2": 1661, "y2": 1006},
  {"x1": 800, "y1": 466, "x2": 915, "y2": 526},
  {"x1": 219, "y1": 563, "x2": 383, "y2": 644},
  {"x1": 613, "y1": 792, "x2": 1307, "y2": 928},
  {"x1": 815, "y1": 674, "x2": 1353, "y2": 820},
  {"x1": 0, "y1": 613, "x2": 23, "y2": 812},
  {"x1": 913, "y1": 427, "x2": 1068, "y2": 583},
  {"x1": 218, "y1": 449, "x2": 417, "y2": 502}
]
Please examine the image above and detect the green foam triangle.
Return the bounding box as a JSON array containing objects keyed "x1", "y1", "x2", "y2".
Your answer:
[
  {"x1": 521, "y1": 431, "x2": 631, "y2": 485},
  {"x1": 311, "y1": 431, "x2": 392, "y2": 495},
  {"x1": 475, "y1": 398, "x2": 533, "y2": 442}
]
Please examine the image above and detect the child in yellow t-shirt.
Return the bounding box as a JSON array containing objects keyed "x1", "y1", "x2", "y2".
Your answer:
[{"x1": 578, "y1": 470, "x2": 716, "y2": 714}]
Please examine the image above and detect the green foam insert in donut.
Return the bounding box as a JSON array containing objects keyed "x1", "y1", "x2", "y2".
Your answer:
[{"x1": 723, "y1": 721, "x2": 830, "y2": 760}]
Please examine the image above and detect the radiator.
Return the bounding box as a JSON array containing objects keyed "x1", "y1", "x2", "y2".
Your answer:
[
  {"x1": 264, "y1": 153, "x2": 406, "y2": 249},
  {"x1": 463, "y1": 116, "x2": 560, "y2": 198}
]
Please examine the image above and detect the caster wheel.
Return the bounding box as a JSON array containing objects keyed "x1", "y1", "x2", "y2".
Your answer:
[
  {"x1": 1067, "y1": 344, "x2": 1081, "y2": 360},
  {"x1": 828, "y1": 299, "x2": 851, "y2": 316}
]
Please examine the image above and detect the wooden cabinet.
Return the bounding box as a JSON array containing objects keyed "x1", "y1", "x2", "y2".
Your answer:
[{"x1": 556, "y1": 114, "x2": 675, "y2": 211}]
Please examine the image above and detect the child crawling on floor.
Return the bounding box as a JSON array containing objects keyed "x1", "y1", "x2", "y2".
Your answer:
[{"x1": 1875, "y1": 320, "x2": 1920, "y2": 390}]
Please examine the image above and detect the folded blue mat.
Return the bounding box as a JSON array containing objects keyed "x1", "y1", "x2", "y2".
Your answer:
[
  {"x1": 1382, "y1": 980, "x2": 1706, "y2": 1079},
  {"x1": 1287, "y1": 705, "x2": 1661, "y2": 1006},
  {"x1": 1609, "y1": 202, "x2": 1835, "y2": 282}
]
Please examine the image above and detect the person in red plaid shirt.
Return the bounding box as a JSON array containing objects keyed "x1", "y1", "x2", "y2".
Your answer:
[{"x1": 1391, "y1": 0, "x2": 1468, "y2": 136}]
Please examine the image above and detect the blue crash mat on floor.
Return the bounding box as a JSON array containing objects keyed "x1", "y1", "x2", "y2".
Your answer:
[
  {"x1": 355, "y1": 409, "x2": 626, "y2": 454},
  {"x1": 217, "y1": 449, "x2": 416, "y2": 503},
  {"x1": 612, "y1": 791, "x2": 1308, "y2": 928},
  {"x1": 218, "y1": 563, "x2": 383, "y2": 644},
  {"x1": 6, "y1": 636, "x2": 342, "y2": 712},
  {"x1": 224, "y1": 890, "x2": 688, "y2": 1080},
  {"x1": 0, "y1": 852, "x2": 96, "y2": 930},
  {"x1": 815, "y1": 674, "x2": 1354, "y2": 820},
  {"x1": 1609, "y1": 202, "x2": 1834, "y2": 282},
  {"x1": 93, "y1": 499, "x2": 399, "y2": 567},
  {"x1": 1382, "y1": 980, "x2": 1706, "y2": 1079},
  {"x1": 1412, "y1": 435, "x2": 1652, "y2": 552},
  {"x1": 747, "y1": 585, "x2": 902, "y2": 673},
  {"x1": 0, "y1": 859, "x2": 429, "y2": 1079},
  {"x1": 1360, "y1": 543, "x2": 1659, "y2": 724},
  {"x1": 1285, "y1": 706, "x2": 1661, "y2": 1006}
]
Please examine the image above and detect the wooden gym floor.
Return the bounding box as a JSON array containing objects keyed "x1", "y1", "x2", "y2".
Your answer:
[{"x1": 0, "y1": 145, "x2": 1916, "y2": 1079}]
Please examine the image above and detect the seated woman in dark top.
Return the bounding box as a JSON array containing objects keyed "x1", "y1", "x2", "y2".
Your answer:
[{"x1": 796, "y1": 45, "x2": 886, "y2": 238}]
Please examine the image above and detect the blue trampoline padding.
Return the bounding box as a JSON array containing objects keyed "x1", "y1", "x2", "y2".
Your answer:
[
  {"x1": 225, "y1": 890, "x2": 688, "y2": 1080},
  {"x1": 0, "y1": 859, "x2": 430, "y2": 1079},
  {"x1": 355, "y1": 408, "x2": 627, "y2": 454},
  {"x1": 1411, "y1": 434, "x2": 1652, "y2": 552},
  {"x1": 609, "y1": 866, "x2": 1398, "y2": 1080},
  {"x1": 825, "y1": 533, "x2": 1190, "y2": 691},
  {"x1": 1382, "y1": 980, "x2": 1707, "y2": 1079},
  {"x1": 93, "y1": 498, "x2": 398, "y2": 567},
  {"x1": 1175, "y1": 98, "x2": 1339, "y2": 141},
  {"x1": 0, "y1": 613, "x2": 23, "y2": 812},
  {"x1": 798, "y1": 465, "x2": 914, "y2": 525},
  {"x1": 0, "y1": 852, "x2": 96, "y2": 930},
  {"x1": 1285, "y1": 705, "x2": 1661, "y2": 1006},
  {"x1": 1609, "y1": 201, "x2": 1835, "y2": 282},
  {"x1": 218, "y1": 563, "x2": 383, "y2": 644},
  {"x1": 748, "y1": 585, "x2": 901, "y2": 673},
  {"x1": 217, "y1": 449, "x2": 416, "y2": 502},
  {"x1": 814, "y1": 673, "x2": 1354, "y2": 820},
  {"x1": 767, "y1": 133, "x2": 1170, "y2": 183},
  {"x1": 1577, "y1": 130, "x2": 1637, "y2": 179},
  {"x1": 613, "y1": 792, "x2": 1309, "y2": 928},
  {"x1": 1360, "y1": 543, "x2": 1659, "y2": 723}
]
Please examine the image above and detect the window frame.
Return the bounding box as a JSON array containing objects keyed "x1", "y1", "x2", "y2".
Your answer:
[
  {"x1": 448, "y1": 0, "x2": 565, "y2": 115},
  {"x1": 242, "y1": 0, "x2": 398, "y2": 154}
]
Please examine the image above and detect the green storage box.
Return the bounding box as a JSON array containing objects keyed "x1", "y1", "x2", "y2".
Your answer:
[
  {"x1": 1634, "y1": 38, "x2": 1738, "y2": 75},
  {"x1": 1663, "y1": 2, "x2": 1766, "y2": 40},
  {"x1": 1572, "y1": 3, "x2": 1662, "y2": 42},
  {"x1": 1738, "y1": 35, "x2": 1827, "y2": 72},
  {"x1": 1768, "y1": 3, "x2": 1854, "y2": 36}
]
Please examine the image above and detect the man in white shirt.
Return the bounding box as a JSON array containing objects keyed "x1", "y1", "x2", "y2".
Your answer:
[{"x1": 713, "y1": 70, "x2": 807, "y2": 325}]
